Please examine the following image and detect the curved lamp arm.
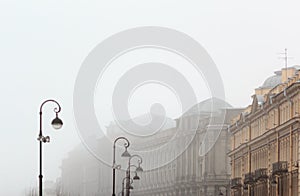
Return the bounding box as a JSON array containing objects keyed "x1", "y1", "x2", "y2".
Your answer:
[
  {"x1": 112, "y1": 137, "x2": 130, "y2": 166},
  {"x1": 128, "y1": 164, "x2": 137, "y2": 171},
  {"x1": 128, "y1": 154, "x2": 143, "y2": 171},
  {"x1": 38, "y1": 99, "x2": 63, "y2": 142},
  {"x1": 129, "y1": 154, "x2": 143, "y2": 164}
]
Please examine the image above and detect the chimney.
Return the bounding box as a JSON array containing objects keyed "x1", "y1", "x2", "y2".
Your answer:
[{"x1": 281, "y1": 67, "x2": 296, "y2": 83}]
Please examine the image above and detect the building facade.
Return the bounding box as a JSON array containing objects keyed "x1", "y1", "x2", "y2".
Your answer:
[
  {"x1": 229, "y1": 66, "x2": 300, "y2": 196},
  {"x1": 130, "y1": 99, "x2": 242, "y2": 196},
  {"x1": 60, "y1": 98, "x2": 242, "y2": 196}
]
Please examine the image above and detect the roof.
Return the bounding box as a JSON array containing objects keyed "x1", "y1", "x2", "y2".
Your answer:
[
  {"x1": 260, "y1": 65, "x2": 300, "y2": 89},
  {"x1": 182, "y1": 97, "x2": 232, "y2": 117},
  {"x1": 261, "y1": 74, "x2": 281, "y2": 88}
]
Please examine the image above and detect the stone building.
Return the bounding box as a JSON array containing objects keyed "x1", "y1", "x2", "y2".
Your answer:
[
  {"x1": 229, "y1": 66, "x2": 300, "y2": 196},
  {"x1": 130, "y1": 98, "x2": 242, "y2": 196},
  {"x1": 60, "y1": 98, "x2": 242, "y2": 196}
]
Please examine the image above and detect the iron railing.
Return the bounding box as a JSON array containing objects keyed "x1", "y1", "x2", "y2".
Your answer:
[
  {"x1": 244, "y1": 172, "x2": 255, "y2": 185},
  {"x1": 255, "y1": 168, "x2": 268, "y2": 181},
  {"x1": 231, "y1": 177, "x2": 242, "y2": 189},
  {"x1": 272, "y1": 161, "x2": 288, "y2": 176}
]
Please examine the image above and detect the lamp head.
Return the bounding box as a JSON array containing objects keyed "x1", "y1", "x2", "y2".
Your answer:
[
  {"x1": 121, "y1": 147, "x2": 131, "y2": 157},
  {"x1": 129, "y1": 185, "x2": 134, "y2": 190},
  {"x1": 133, "y1": 173, "x2": 140, "y2": 180},
  {"x1": 136, "y1": 163, "x2": 143, "y2": 172},
  {"x1": 51, "y1": 116, "x2": 63, "y2": 129}
]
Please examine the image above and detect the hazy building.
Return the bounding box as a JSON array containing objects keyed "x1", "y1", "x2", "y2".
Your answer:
[
  {"x1": 229, "y1": 66, "x2": 300, "y2": 196},
  {"x1": 60, "y1": 98, "x2": 242, "y2": 196},
  {"x1": 129, "y1": 98, "x2": 242, "y2": 196},
  {"x1": 60, "y1": 144, "x2": 104, "y2": 196}
]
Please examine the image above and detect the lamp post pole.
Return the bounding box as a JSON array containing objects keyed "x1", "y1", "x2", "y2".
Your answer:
[
  {"x1": 38, "y1": 99, "x2": 63, "y2": 196},
  {"x1": 112, "y1": 137, "x2": 130, "y2": 196},
  {"x1": 121, "y1": 177, "x2": 133, "y2": 196}
]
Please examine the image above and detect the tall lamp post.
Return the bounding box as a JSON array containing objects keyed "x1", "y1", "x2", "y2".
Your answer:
[
  {"x1": 126, "y1": 155, "x2": 143, "y2": 196},
  {"x1": 37, "y1": 99, "x2": 63, "y2": 196},
  {"x1": 112, "y1": 137, "x2": 131, "y2": 196}
]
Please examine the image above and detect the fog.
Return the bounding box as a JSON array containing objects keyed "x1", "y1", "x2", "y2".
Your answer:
[{"x1": 1, "y1": 0, "x2": 300, "y2": 195}]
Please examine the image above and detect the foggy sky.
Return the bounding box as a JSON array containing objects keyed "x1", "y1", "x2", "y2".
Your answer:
[{"x1": 1, "y1": 0, "x2": 300, "y2": 195}]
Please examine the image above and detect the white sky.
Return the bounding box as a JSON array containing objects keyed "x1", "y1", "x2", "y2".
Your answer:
[{"x1": 1, "y1": 0, "x2": 300, "y2": 195}]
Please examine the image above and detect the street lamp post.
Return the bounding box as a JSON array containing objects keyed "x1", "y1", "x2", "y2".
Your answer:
[
  {"x1": 112, "y1": 137, "x2": 131, "y2": 196},
  {"x1": 126, "y1": 155, "x2": 143, "y2": 196},
  {"x1": 37, "y1": 99, "x2": 63, "y2": 196}
]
